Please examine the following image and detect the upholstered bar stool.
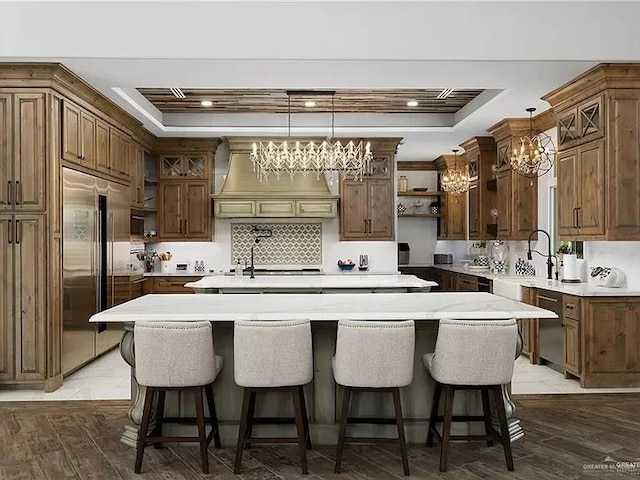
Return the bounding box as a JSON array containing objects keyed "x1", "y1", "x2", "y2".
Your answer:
[
  {"x1": 332, "y1": 320, "x2": 415, "y2": 476},
  {"x1": 233, "y1": 319, "x2": 313, "y2": 475},
  {"x1": 133, "y1": 321, "x2": 223, "y2": 474},
  {"x1": 424, "y1": 318, "x2": 518, "y2": 472}
]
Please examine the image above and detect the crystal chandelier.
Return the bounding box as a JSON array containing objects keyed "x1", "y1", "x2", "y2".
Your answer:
[
  {"x1": 250, "y1": 91, "x2": 372, "y2": 182},
  {"x1": 441, "y1": 149, "x2": 470, "y2": 195},
  {"x1": 510, "y1": 107, "x2": 556, "y2": 178}
]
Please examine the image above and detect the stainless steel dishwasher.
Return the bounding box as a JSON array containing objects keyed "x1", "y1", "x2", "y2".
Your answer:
[{"x1": 537, "y1": 289, "x2": 564, "y2": 372}]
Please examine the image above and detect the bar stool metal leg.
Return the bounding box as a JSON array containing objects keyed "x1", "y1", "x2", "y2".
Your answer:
[{"x1": 299, "y1": 386, "x2": 312, "y2": 449}]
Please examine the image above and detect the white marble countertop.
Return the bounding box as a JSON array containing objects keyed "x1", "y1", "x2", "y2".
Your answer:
[
  {"x1": 184, "y1": 274, "x2": 436, "y2": 290},
  {"x1": 89, "y1": 292, "x2": 557, "y2": 323},
  {"x1": 432, "y1": 265, "x2": 640, "y2": 297},
  {"x1": 144, "y1": 272, "x2": 206, "y2": 277}
]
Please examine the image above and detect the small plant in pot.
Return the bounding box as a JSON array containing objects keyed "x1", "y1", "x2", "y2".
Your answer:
[{"x1": 556, "y1": 243, "x2": 573, "y2": 262}]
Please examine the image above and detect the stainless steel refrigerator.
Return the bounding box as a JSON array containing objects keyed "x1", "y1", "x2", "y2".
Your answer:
[{"x1": 62, "y1": 168, "x2": 130, "y2": 375}]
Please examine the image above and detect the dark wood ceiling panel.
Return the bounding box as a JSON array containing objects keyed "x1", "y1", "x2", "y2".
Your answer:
[{"x1": 137, "y1": 88, "x2": 483, "y2": 113}]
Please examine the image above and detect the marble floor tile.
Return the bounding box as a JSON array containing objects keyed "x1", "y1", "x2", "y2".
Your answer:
[{"x1": 0, "y1": 349, "x2": 130, "y2": 402}]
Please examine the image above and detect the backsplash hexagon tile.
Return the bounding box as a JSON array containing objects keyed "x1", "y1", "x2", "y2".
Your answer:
[{"x1": 231, "y1": 223, "x2": 322, "y2": 265}]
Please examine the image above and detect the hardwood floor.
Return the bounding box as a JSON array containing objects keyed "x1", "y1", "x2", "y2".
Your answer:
[{"x1": 1, "y1": 395, "x2": 639, "y2": 479}]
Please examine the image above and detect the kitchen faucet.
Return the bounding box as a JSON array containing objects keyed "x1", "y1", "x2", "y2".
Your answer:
[
  {"x1": 247, "y1": 226, "x2": 272, "y2": 280},
  {"x1": 527, "y1": 229, "x2": 558, "y2": 280}
]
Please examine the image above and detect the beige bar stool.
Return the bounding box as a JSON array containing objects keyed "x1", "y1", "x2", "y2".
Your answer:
[
  {"x1": 233, "y1": 319, "x2": 313, "y2": 475},
  {"x1": 332, "y1": 319, "x2": 415, "y2": 476},
  {"x1": 424, "y1": 318, "x2": 518, "y2": 472},
  {"x1": 133, "y1": 321, "x2": 223, "y2": 474}
]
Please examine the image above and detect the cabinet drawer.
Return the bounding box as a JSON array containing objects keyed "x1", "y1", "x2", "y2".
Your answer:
[
  {"x1": 215, "y1": 201, "x2": 255, "y2": 218},
  {"x1": 256, "y1": 200, "x2": 295, "y2": 217},
  {"x1": 456, "y1": 274, "x2": 478, "y2": 292},
  {"x1": 153, "y1": 277, "x2": 199, "y2": 293},
  {"x1": 563, "y1": 296, "x2": 581, "y2": 320},
  {"x1": 295, "y1": 200, "x2": 337, "y2": 217}
]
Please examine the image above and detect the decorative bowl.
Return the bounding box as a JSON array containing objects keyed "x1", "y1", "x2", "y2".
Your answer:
[{"x1": 338, "y1": 263, "x2": 355, "y2": 271}]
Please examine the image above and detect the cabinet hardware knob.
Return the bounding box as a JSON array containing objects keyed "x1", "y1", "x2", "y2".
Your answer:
[{"x1": 78, "y1": 154, "x2": 82, "y2": 159}]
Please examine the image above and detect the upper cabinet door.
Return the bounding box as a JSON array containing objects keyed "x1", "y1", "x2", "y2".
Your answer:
[
  {"x1": 0, "y1": 94, "x2": 12, "y2": 211},
  {"x1": 468, "y1": 182, "x2": 480, "y2": 239},
  {"x1": 557, "y1": 149, "x2": 579, "y2": 237},
  {"x1": 61, "y1": 100, "x2": 82, "y2": 163},
  {"x1": 185, "y1": 155, "x2": 208, "y2": 178},
  {"x1": 95, "y1": 119, "x2": 110, "y2": 175},
  {"x1": 367, "y1": 179, "x2": 394, "y2": 239},
  {"x1": 340, "y1": 180, "x2": 368, "y2": 239},
  {"x1": 183, "y1": 181, "x2": 210, "y2": 239},
  {"x1": 367, "y1": 155, "x2": 392, "y2": 179},
  {"x1": 576, "y1": 141, "x2": 605, "y2": 236},
  {"x1": 14, "y1": 94, "x2": 46, "y2": 212},
  {"x1": 160, "y1": 155, "x2": 183, "y2": 178},
  {"x1": 80, "y1": 110, "x2": 96, "y2": 169},
  {"x1": 496, "y1": 169, "x2": 511, "y2": 238},
  {"x1": 158, "y1": 182, "x2": 184, "y2": 240}
]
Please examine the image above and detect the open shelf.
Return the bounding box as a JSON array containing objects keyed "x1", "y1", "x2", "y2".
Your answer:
[
  {"x1": 398, "y1": 213, "x2": 441, "y2": 218},
  {"x1": 397, "y1": 191, "x2": 443, "y2": 197}
]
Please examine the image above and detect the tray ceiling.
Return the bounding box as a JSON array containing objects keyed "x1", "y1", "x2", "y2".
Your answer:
[{"x1": 137, "y1": 88, "x2": 483, "y2": 114}]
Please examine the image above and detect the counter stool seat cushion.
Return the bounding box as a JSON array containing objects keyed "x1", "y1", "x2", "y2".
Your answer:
[{"x1": 135, "y1": 321, "x2": 221, "y2": 388}]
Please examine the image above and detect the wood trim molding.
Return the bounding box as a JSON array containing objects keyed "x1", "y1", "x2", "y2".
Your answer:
[
  {"x1": 153, "y1": 137, "x2": 221, "y2": 153},
  {"x1": 542, "y1": 63, "x2": 640, "y2": 111},
  {"x1": 397, "y1": 161, "x2": 437, "y2": 171},
  {"x1": 534, "y1": 108, "x2": 556, "y2": 133},
  {"x1": 433, "y1": 154, "x2": 466, "y2": 171},
  {"x1": 225, "y1": 137, "x2": 403, "y2": 155},
  {"x1": 459, "y1": 136, "x2": 496, "y2": 153}
]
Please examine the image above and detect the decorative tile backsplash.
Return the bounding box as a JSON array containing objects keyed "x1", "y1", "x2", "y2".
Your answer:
[{"x1": 231, "y1": 223, "x2": 322, "y2": 265}]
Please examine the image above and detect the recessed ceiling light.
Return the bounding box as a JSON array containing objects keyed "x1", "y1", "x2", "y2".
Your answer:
[
  {"x1": 200, "y1": 100, "x2": 213, "y2": 107},
  {"x1": 436, "y1": 88, "x2": 454, "y2": 99},
  {"x1": 304, "y1": 101, "x2": 316, "y2": 108},
  {"x1": 406, "y1": 100, "x2": 419, "y2": 107}
]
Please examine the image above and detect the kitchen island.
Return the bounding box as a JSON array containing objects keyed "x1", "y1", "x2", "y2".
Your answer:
[
  {"x1": 184, "y1": 273, "x2": 436, "y2": 293},
  {"x1": 91, "y1": 292, "x2": 556, "y2": 448}
]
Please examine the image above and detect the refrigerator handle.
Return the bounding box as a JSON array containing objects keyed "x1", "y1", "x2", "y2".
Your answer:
[
  {"x1": 93, "y1": 209, "x2": 102, "y2": 312},
  {"x1": 111, "y1": 211, "x2": 115, "y2": 306}
]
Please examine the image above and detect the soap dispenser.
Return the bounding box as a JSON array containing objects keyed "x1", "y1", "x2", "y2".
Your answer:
[{"x1": 235, "y1": 258, "x2": 243, "y2": 277}]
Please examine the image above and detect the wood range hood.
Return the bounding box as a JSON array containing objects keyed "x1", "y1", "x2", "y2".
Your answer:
[{"x1": 212, "y1": 138, "x2": 339, "y2": 218}]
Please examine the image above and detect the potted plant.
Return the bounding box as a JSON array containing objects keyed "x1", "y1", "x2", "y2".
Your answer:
[{"x1": 556, "y1": 243, "x2": 573, "y2": 262}]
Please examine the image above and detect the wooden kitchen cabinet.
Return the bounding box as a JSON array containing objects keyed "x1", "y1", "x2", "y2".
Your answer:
[
  {"x1": 158, "y1": 180, "x2": 211, "y2": 240},
  {"x1": 340, "y1": 150, "x2": 395, "y2": 241},
  {"x1": 159, "y1": 154, "x2": 209, "y2": 178},
  {"x1": 563, "y1": 317, "x2": 581, "y2": 377},
  {"x1": 0, "y1": 214, "x2": 47, "y2": 382},
  {"x1": 557, "y1": 142, "x2": 605, "y2": 237},
  {"x1": 460, "y1": 136, "x2": 497, "y2": 240},
  {"x1": 0, "y1": 92, "x2": 47, "y2": 212},
  {"x1": 544, "y1": 64, "x2": 640, "y2": 240},
  {"x1": 488, "y1": 121, "x2": 538, "y2": 240},
  {"x1": 130, "y1": 141, "x2": 145, "y2": 209},
  {"x1": 146, "y1": 276, "x2": 200, "y2": 294},
  {"x1": 455, "y1": 273, "x2": 478, "y2": 292},
  {"x1": 438, "y1": 190, "x2": 466, "y2": 239},
  {"x1": 62, "y1": 100, "x2": 97, "y2": 170},
  {"x1": 109, "y1": 128, "x2": 130, "y2": 180},
  {"x1": 434, "y1": 153, "x2": 467, "y2": 240}
]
